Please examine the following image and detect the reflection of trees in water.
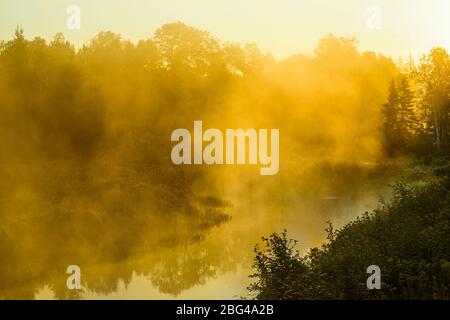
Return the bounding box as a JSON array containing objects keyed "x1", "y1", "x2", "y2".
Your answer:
[
  {"x1": 150, "y1": 243, "x2": 229, "y2": 296},
  {"x1": 0, "y1": 157, "x2": 232, "y2": 299},
  {"x1": 0, "y1": 23, "x2": 265, "y2": 299},
  {"x1": 0, "y1": 155, "x2": 399, "y2": 299},
  {"x1": 2, "y1": 21, "x2": 441, "y2": 299}
]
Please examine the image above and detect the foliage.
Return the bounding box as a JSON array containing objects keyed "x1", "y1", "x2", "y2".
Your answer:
[
  {"x1": 381, "y1": 48, "x2": 450, "y2": 155},
  {"x1": 249, "y1": 171, "x2": 450, "y2": 299},
  {"x1": 0, "y1": 22, "x2": 447, "y2": 298}
]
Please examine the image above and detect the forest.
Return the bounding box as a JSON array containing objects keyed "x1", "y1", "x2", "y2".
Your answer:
[
  {"x1": 245, "y1": 31, "x2": 450, "y2": 299},
  {"x1": 0, "y1": 22, "x2": 449, "y2": 299}
]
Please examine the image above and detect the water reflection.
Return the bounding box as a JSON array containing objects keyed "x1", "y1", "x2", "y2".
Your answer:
[
  {"x1": 0, "y1": 155, "x2": 401, "y2": 299},
  {"x1": 0, "y1": 155, "x2": 233, "y2": 299}
]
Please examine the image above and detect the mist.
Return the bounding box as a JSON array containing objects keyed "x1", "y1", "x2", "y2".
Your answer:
[{"x1": 0, "y1": 23, "x2": 417, "y2": 299}]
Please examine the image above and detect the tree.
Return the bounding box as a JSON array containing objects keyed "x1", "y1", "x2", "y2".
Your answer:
[
  {"x1": 417, "y1": 48, "x2": 450, "y2": 150},
  {"x1": 248, "y1": 230, "x2": 312, "y2": 299},
  {"x1": 382, "y1": 80, "x2": 401, "y2": 154},
  {"x1": 382, "y1": 75, "x2": 421, "y2": 154},
  {"x1": 397, "y1": 75, "x2": 419, "y2": 138},
  {"x1": 152, "y1": 22, "x2": 223, "y2": 76}
]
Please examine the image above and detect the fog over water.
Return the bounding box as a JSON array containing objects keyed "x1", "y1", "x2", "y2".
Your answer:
[{"x1": 0, "y1": 23, "x2": 415, "y2": 299}]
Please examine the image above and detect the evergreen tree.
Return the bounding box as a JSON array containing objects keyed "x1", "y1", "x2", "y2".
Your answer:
[
  {"x1": 382, "y1": 80, "x2": 401, "y2": 154},
  {"x1": 397, "y1": 75, "x2": 418, "y2": 138}
]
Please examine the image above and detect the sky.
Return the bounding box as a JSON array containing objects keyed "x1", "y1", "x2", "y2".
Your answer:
[{"x1": 0, "y1": 0, "x2": 449, "y2": 60}]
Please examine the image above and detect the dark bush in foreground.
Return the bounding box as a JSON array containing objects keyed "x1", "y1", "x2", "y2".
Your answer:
[{"x1": 249, "y1": 172, "x2": 450, "y2": 299}]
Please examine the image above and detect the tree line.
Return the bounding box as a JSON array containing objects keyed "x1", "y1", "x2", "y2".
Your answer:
[
  {"x1": 381, "y1": 49, "x2": 450, "y2": 156},
  {"x1": 0, "y1": 22, "x2": 448, "y2": 298}
]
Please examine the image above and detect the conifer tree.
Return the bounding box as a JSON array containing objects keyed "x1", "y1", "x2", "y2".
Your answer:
[
  {"x1": 382, "y1": 80, "x2": 401, "y2": 154},
  {"x1": 397, "y1": 75, "x2": 418, "y2": 138}
]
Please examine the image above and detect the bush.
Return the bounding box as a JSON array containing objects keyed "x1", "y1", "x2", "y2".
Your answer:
[{"x1": 249, "y1": 171, "x2": 450, "y2": 299}]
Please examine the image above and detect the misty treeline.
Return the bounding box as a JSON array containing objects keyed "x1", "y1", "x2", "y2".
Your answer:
[
  {"x1": 381, "y1": 49, "x2": 450, "y2": 156},
  {"x1": 249, "y1": 168, "x2": 450, "y2": 300},
  {"x1": 0, "y1": 23, "x2": 244, "y2": 299},
  {"x1": 3, "y1": 22, "x2": 445, "y2": 164},
  {"x1": 0, "y1": 22, "x2": 448, "y2": 298},
  {"x1": 3, "y1": 22, "x2": 448, "y2": 166}
]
